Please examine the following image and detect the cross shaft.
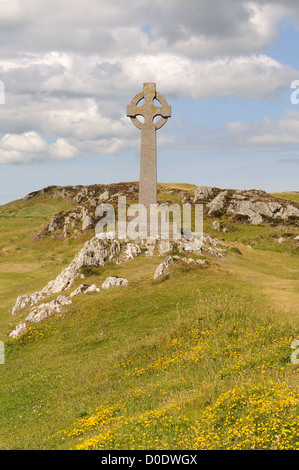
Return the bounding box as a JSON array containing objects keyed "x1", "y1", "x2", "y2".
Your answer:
[{"x1": 127, "y1": 83, "x2": 171, "y2": 210}]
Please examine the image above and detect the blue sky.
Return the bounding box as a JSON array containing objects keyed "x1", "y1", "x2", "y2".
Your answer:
[{"x1": 0, "y1": 0, "x2": 299, "y2": 204}]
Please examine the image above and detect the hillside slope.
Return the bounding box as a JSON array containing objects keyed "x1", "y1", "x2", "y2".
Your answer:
[{"x1": 0, "y1": 183, "x2": 298, "y2": 450}]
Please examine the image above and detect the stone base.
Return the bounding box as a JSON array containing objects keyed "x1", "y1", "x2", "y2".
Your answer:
[{"x1": 121, "y1": 221, "x2": 180, "y2": 240}]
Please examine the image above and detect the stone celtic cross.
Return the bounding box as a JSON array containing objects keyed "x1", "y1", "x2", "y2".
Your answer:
[{"x1": 127, "y1": 83, "x2": 171, "y2": 210}]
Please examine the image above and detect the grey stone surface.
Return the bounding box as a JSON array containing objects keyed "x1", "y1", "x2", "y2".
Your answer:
[
  {"x1": 101, "y1": 277, "x2": 128, "y2": 289},
  {"x1": 84, "y1": 284, "x2": 100, "y2": 294},
  {"x1": 153, "y1": 255, "x2": 175, "y2": 280},
  {"x1": 212, "y1": 220, "x2": 220, "y2": 231},
  {"x1": 193, "y1": 186, "x2": 217, "y2": 202},
  {"x1": 127, "y1": 83, "x2": 171, "y2": 210},
  {"x1": 207, "y1": 191, "x2": 228, "y2": 215}
]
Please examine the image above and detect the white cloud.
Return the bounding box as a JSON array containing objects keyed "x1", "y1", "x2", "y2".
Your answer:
[
  {"x1": 0, "y1": 50, "x2": 296, "y2": 163},
  {"x1": 0, "y1": 131, "x2": 77, "y2": 163},
  {"x1": 207, "y1": 110, "x2": 299, "y2": 152},
  {"x1": 0, "y1": 0, "x2": 298, "y2": 164},
  {"x1": 0, "y1": 0, "x2": 295, "y2": 57}
]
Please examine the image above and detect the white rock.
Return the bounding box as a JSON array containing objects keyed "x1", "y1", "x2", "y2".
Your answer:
[
  {"x1": 26, "y1": 295, "x2": 72, "y2": 323},
  {"x1": 84, "y1": 284, "x2": 100, "y2": 294},
  {"x1": 81, "y1": 207, "x2": 93, "y2": 231},
  {"x1": 9, "y1": 322, "x2": 26, "y2": 338},
  {"x1": 181, "y1": 257, "x2": 206, "y2": 266},
  {"x1": 122, "y1": 243, "x2": 141, "y2": 260},
  {"x1": 11, "y1": 238, "x2": 121, "y2": 315},
  {"x1": 212, "y1": 220, "x2": 220, "y2": 231},
  {"x1": 98, "y1": 190, "x2": 110, "y2": 202},
  {"x1": 153, "y1": 256, "x2": 175, "y2": 280},
  {"x1": 207, "y1": 191, "x2": 228, "y2": 215},
  {"x1": 193, "y1": 186, "x2": 216, "y2": 202},
  {"x1": 101, "y1": 277, "x2": 128, "y2": 289},
  {"x1": 157, "y1": 240, "x2": 173, "y2": 256},
  {"x1": 145, "y1": 245, "x2": 155, "y2": 257},
  {"x1": 69, "y1": 284, "x2": 89, "y2": 297},
  {"x1": 96, "y1": 231, "x2": 116, "y2": 240}
]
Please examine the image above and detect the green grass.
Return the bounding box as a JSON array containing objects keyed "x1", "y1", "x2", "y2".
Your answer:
[
  {"x1": 271, "y1": 192, "x2": 299, "y2": 204},
  {"x1": 0, "y1": 186, "x2": 299, "y2": 450}
]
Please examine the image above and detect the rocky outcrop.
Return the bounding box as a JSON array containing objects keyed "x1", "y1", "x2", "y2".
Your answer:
[
  {"x1": 10, "y1": 295, "x2": 72, "y2": 338},
  {"x1": 153, "y1": 254, "x2": 206, "y2": 280},
  {"x1": 9, "y1": 234, "x2": 229, "y2": 338},
  {"x1": 12, "y1": 237, "x2": 121, "y2": 315},
  {"x1": 10, "y1": 282, "x2": 102, "y2": 338},
  {"x1": 69, "y1": 284, "x2": 89, "y2": 297},
  {"x1": 181, "y1": 257, "x2": 206, "y2": 266},
  {"x1": 26, "y1": 295, "x2": 72, "y2": 324},
  {"x1": 9, "y1": 322, "x2": 27, "y2": 338},
  {"x1": 81, "y1": 207, "x2": 95, "y2": 231},
  {"x1": 205, "y1": 189, "x2": 299, "y2": 225},
  {"x1": 84, "y1": 284, "x2": 100, "y2": 294},
  {"x1": 122, "y1": 243, "x2": 141, "y2": 261},
  {"x1": 207, "y1": 191, "x2": 228, "y2": 215},
  {"x1": 212, "y1": 220, "x2": 220, "y2": 231},
  {"x1": 153, "y1": 256, "x2": 176, "y2": 280},
  {"x1": 31, "y1": 183, "x2": 139, "y2": 239},
  {"x1": 101, "y1": 277, "x2": 128, "y2": 289},
  {"x1": 193, "y1": 186, "x2": 218, "y2": 202},
  {"x1": 28, "y1": 183, "x2": 299, "y2": 243},
  {"x1": 226, "y1": 197, "x2": 299, "y2": 225}
]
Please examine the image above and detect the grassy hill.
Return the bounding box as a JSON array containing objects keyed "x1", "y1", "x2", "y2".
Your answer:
[{"x1": 0, "y1": 184, "x2": 299, "y2": 450}]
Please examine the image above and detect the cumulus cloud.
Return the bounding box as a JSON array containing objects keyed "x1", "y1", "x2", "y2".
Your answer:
[
  {"x1": 209, "y1": 110, "x2": 299, "y2": 152},
  {"x1": 0, "y1": 0, "x2": 293, "y2": 57},
  {"x1": 0, "y1": 131, "x2": 77, "y2": 163},
  {"x1": 0, "y1": 0, "x2": 298, "y2": 164}
]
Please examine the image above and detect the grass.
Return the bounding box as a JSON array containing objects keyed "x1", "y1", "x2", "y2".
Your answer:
[
  {"x1": 271, "y1": 192, "x2": 299, "y2": 204},
  {"x1": 0, "y1": 185, "x2": 298, "y2": 450}
]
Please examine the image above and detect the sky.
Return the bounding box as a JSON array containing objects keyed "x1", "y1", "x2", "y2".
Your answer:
[{"x1": 0, "y1": 0, "x2": 299, "y2": 205}]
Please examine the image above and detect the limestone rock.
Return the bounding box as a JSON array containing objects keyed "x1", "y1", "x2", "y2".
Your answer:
[
  {"x1": 227, "y1": 200, "x2": 270, "y2": 224},
  {"x1": 212, "y1": 220, "x2": 220, "y2": 231},
  {"x1": 101, "y1": 277, "x2": 128, "y2": 289},
  {"x1": 9, "y1": 322, "x2": 26, "y2": 338},
  {"x1": 11, "y1": 238, "x2": 121, "y2": 315},
  {"x1": 53, "y1": 188, "x2": 70, "y2": 199},
  {"x1": 180, "y1": 236, "x2": 203, "y2": 253},
  {"x1": 193, "y1": 186, "x2": 217, "y2": 202},
  {"x1": 99, "y1": 190, "x2": 110, "y2": 202},
  {"x1": 26, "y1": 295, "x2": 72, "y2": 323},
  {"x1": 227, "y1": 196, "x2": 299, "y2": 225},
  {"x1": 81, "y1": 207, "x2": 94, "y2": 231},
  {"x1": 145, "y1": 245, "x2": 155, "y2": 257},
  {"x1": 153, "y1": 256, "x2": 175, "y2": 280},
  {"x1": 157, "y1": 240, "x2": 173, "y2": 256},
  {"x1": 10, "y1": 295, "x2": 73, "y2": 337},
  {"x1": 181, "y1": 257, "x2": 206, "y2": 266},
  {"x1": 69, "y1": 284, "x2": 89, "y2": 297},
  {"x1": 122, "y1": 243, "x2": 141, "y2": 261},
  {"x1": 207, "y1": 191, "x2": 228, "y2": 215},
  {"x1": 96, "y1": 231, "x2": 116, "y2": 240},
  {"x1": 84, "y1": 284, "x2": 100, "y2": 294}
]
